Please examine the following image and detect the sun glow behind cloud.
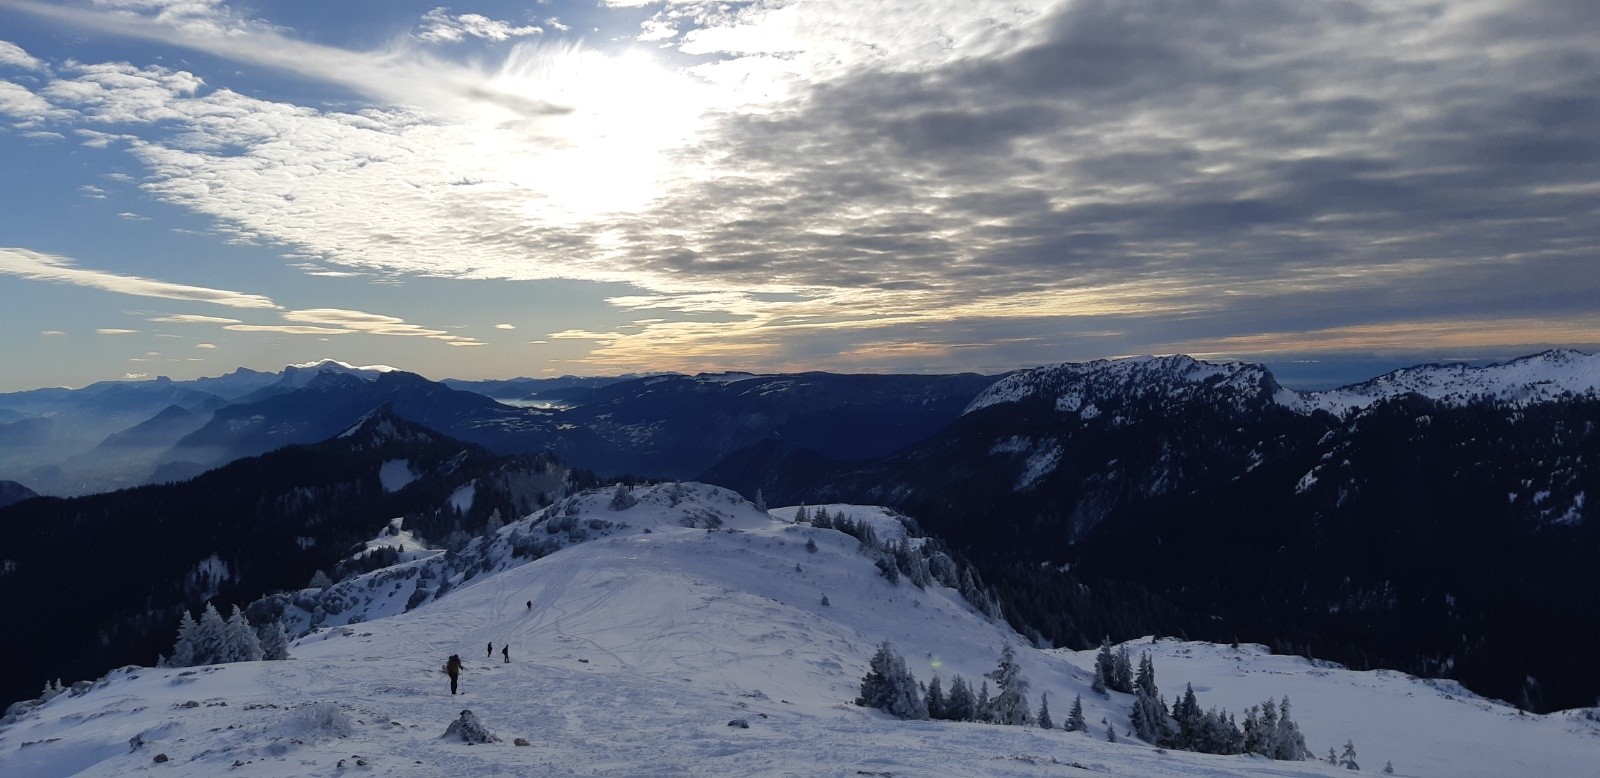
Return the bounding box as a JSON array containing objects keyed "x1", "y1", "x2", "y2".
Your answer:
[{"x1": 0, "y1": 0, "x2": 1597, "y2": 383}]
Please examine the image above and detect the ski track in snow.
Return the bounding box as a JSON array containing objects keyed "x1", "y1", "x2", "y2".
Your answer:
[{"x1": 3, "y1": 484, "x2": 1596, "y2": 777}]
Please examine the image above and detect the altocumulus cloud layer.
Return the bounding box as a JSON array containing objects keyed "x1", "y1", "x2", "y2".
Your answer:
[{"x1": 0, "y1": 0, "x2": 1597, "y2": 372}]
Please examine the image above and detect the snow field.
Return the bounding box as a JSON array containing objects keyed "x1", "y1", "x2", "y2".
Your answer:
[{"x1": 3, "y1": 484, "x2": 1595, "y2": 776}]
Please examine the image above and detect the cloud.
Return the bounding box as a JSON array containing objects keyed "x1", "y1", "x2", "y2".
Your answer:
[
  {"x1": 415, "y1": 8, "x2": 542, "y2": 43},
  {"x1": 4, "y1": 0, "x2": 1599, "y2": 371},
  {"x1": 97, "y1": 328, "x2": 139, "y2": 335},
  {"x1": 195, "y1": 342, "x2": 217, "y2": 348},
  {"x1": 0, "y1": 247, "x2": 278, "y2": 308},
  {"x1": 148, "y1": 314, "x2": 243, "y2": 324},
  {"x1": 495, "y1": 323, "x2": 515, "y2": 329},
  {"x1": 223, "y1": 324, "x2": 351, "y2": 335},
  {"x1": 0, "y1": 40, "x2": 44, "y2": 71},
  {"x1": 40, "y1": 329, "x2": 65, "y2": 336}
]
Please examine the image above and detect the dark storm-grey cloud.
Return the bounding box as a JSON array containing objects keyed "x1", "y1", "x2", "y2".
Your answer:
[{"x1": 615, "y1": 0, "x2": 1600, "y2": 349}]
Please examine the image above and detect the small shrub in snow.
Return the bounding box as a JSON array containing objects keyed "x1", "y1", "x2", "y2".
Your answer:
[{"x1": 281, "y1": 701, "x2": 355, "y2": 739}]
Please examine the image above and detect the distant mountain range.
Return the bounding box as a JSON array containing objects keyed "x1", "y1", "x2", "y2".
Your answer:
[
  {"x1": 702, "y1": 350, "x2": 1600, "y2": 711},
  {"x1": 4, "y1": 351, "x2": 1600, "y2": 711},
  {"x1": 0, "y1": 407, "x2": 577, "y2": 709},
  {"x1": 0, "y1": 361, "x2": 995, "y2": 495}
]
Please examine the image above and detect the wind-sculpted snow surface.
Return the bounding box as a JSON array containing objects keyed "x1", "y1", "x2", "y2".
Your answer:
[
  {"x1": 3, "y1": 483, "x2": 1596, "y2": 776},
  {"x1": 966, "y1": 350, "x2": 1600, "y2": 419}
]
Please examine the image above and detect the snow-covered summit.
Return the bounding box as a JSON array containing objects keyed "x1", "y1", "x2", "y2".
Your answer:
[
  {"x1": 288, "y1": 359, "x2": 399, "y2": 374},
  {"x1": 1293, "y1": 349, "x2": 1600, "y2": 414},
  {"x1": 4, "y1": 482, "x2": 1595, "y2": 776},
  {"x1": 967, "y1": 351, "x2": 1600, "y2": 419},
  {"x1": 964, "y1": 355, "x2": 1288, "y2": 417}
]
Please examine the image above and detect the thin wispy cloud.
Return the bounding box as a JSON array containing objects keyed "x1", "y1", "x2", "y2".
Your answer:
[{"x1": 0, "y1": 247, "x2": 278, "y2": 309}]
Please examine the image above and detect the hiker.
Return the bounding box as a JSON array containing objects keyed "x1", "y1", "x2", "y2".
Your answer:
[
  {"x1": 446, "y1": 654, "x2": 462, "y2": 695},
  {"x1": 502, "y1": 645, "x2": 509, "y2": 663},
  {"x1": 486, "y1": 641, "x2": 493, "y2": 658}
]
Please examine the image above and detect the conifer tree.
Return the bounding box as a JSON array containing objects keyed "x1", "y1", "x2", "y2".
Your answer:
[
  {"x1": 975, "y1": 680, "x2": 992, "y2": 722},
  {"x1": 1037, "y1": 691, "x2": 1053, "y2": 729},
  {"x1": 985, "y1": 644, "x2": 1033, "y2": 726},
  {"x1": 753, "y1": 489, "x2": 767, "y2": 512},
  {"x1": 258, "y1": 620, "x2": 291, "y2": 661},
  {"x1": 164, "y1": 609, "x2": 200, "y2": 667},
  {"x1": 1112, "y1": 646, "x2": 1134, "y2": 693},
  {"x1": 945, "y1": 675, "x2": 975, "y2": 721},
  {"x1": 1092, "y1": 637, "x2": 1116, "y2": 696},
  {"x1": 1272, "y1": 697, "x2": 1310, "y2": 761},
  {"x1": 194, "y1": 603, "x2": 228, "y2": 665},
  {"x1": 1065, "y1": 694, "x2": 1087, "y2": 732},
  {"x1": 224, "y1": 605, "x2": 264, "y2": 663},
  {"x1": 925, "y1": 674, "x2": 946, "y2": 720},
  {"x1": 308, "y1": 570, "x2": 333, "y2": 589},
  {"x1": 1339, "y1": 739, "x2": 1359, "y2": 770},
  {"x1": 855, "y1": 642, "x2": 927, "y2": 720}
]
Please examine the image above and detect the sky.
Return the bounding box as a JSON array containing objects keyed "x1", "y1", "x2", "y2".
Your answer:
[{"x1": 0, "y1": 0, "x2": 1597, "y2": 391}]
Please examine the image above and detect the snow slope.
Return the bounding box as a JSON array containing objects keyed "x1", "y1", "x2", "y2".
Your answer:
[{"x1": 3, "y1": 484, "x2": 1595, "y2": 777}]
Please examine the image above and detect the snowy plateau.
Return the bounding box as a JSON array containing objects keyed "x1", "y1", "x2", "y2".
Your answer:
[{"x1": 3, "y1": 484, "x2": 1595, "y2": 777}]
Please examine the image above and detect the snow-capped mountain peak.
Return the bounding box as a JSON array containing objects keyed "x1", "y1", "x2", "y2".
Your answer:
[
  {"x1": 1293, "y1": 349, "x2": 1600, "y2": 414},
  {"x1": 967, "y1": 350, "x2": 1600, "y2": 420},
  {"x1": 964, "y1": 354, "x2": 1285, "y2": 417}
]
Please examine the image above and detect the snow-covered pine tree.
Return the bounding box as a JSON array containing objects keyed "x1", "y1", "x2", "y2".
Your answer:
[
  {"x1": 984, "y1": 644, "x2": 1033, "y2": 726},
  {"x1": 1172, "y1": 682, "x2": 1202, "y2": 749},
  {"x1": 1065, "y1": 694, "x2": 1087, "y2": 732},
  {"x1": 609, "y1": 482, "x2": 637, "y2": 510},
  {"x1": 1112, "y1": 646, "x2": 1134, "y2": 693},
  {"x1": 307, "y1": 570, "x2": 333, "y2": 589},
  {"x1": 753, "y1": 489, "x2": 767, "y2": 512},
  {"x1": 1339, "y1": 739, "x2": 1359, "y2": 770},
  {"x1": 224, "y1": 605, "x2": 264, "y2": 662},
  {"x1": 1037, "y1": 691, "x2": 1053, "y2": 729},
  {"x1": 1129, "y1": 657, "x2": 1177, "y2": 746},
  {"x1": 945, "y1": 675, "x2": 975, "y2": 721},
  {"x1": 805, "y1": 537, "x2": 818, "y2": 553},
  {"x1": 1329, "y1": 746, "x2": 1339, "y2": 764},
  {"x1": 925, "y1": 674, "x2": 946, "y2": 720},
  {"x1": 855, "y1": 642, "x2": 927, "y2": 720},
  {"x1": 193, "y1": 603, "x2": 228, "y2": 665},
  {"x1": 163, "y1": 609, "x2": 200, "y2": 668},
  {"x1": 1136, "y1": 652, "x2": 1156, "y2": 697},
  {"x1": 975, "y1": 680, "x2": 992, "y2": 723},
  {"x1": 1241, "y1": 705, "x2": 1264, "y2": 755},
  {"x1": 1272, "y1": 697, "x2": 1310, "y2": 761},
  {"x1": 1383, "y1": 760, "x2": 1394, "y2": 774},
  {"x1": 794, "y1": 504, "x2": 808, "y2": 524},
  {"x1": 257, "y1": 620, "x2": 291, "y2": 661}
]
